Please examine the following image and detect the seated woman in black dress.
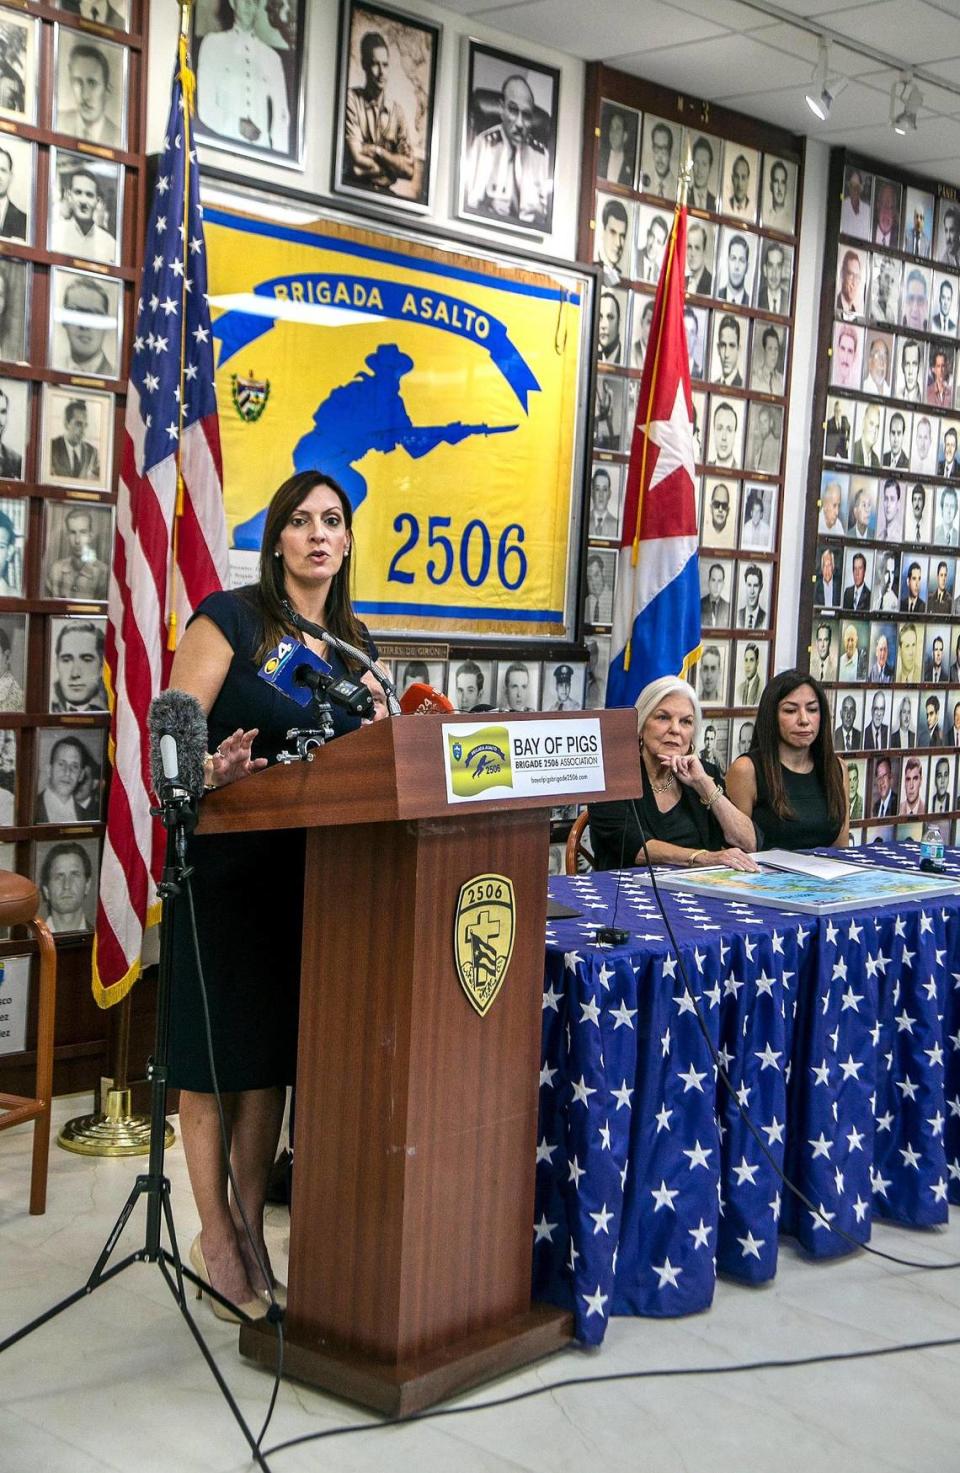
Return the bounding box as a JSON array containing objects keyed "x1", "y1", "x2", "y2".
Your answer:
[
  {"x1": 726, "y1": 669, "x2": 849, "y2": 850},
  {"x1": 589, "y1": 676, "x2": 759, "y2": 870},
  {"x1": 166, "y1": 471, "x2": 385, "y2": 1320}
]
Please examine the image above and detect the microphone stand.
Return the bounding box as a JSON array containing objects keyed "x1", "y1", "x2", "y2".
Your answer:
[
  {"x1": 282, "y1": 600, "x2": 402, "y2": 715},
  {"x1": 0, "y1": 780, "x2": 276, "y2": 1473}
]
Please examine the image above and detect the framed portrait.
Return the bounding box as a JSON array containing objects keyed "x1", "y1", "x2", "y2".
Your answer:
[
  {"x1": 869, "y1": 618, "x2": 898, "y2": 679},
  {"x1": 899, "y1": 553, "x2": 928, "y2": 613},
  {"x1": 926, "y1": 339, "x2": 955, "y2": 409},
  {"x1": 593, "y1": 373, "x2": 625, "y2": 452},
  {"x1": 924, "y1": 622, "x2": 951, "y2": 682},
  {"x1": 189, "y1": 0, "x2": 305, "y2": 168},
  {"x1": 918, "y1": 688, "x2": 948, "y2": 748},
  {"x1": 53, "y1": 26, "x2": 127, "y2": 149},
  {"x1": 39, "y1": 383, "x2": 114, "y2": 491},
  {"x1": 690, "y1": 389, "x2": 707, "y2": 465},
  {"x1": 635, "y1": 202, "x2": 671, "y2": 287},
  {"x1": 706, "y1": 395, "x2": 744, "y2": 471},
  {"x1": 458, "y1": 38, "x2": 558, "y2": 235},
  {"x1": 869, "y1": 752, "x2": 900, "y2": 820},
  {"x1": 594, "y1": 192, "x2": 634, "y2": 286},
  {"x1": 888, "y1": 690, "x2": 917, "y2": 750},
  {"x1": 731, "y1": 715, "x2": 756, "y2": 761},
  {"x1": 35, "y1": 835, "x2": 99, "y2": 934},
  {"x1": 699, "y1": 716, "x2": 729, "y2": 772},
  {"x1": 844, "y1": 755, "x2": 867, "y2": 819},
  {"x1": 733, "y1": 638, "x2": 768, "y2": 707},
  {"x1": 829, "y1": 320, "x2": 863, "y2": 392},
  {"x1": 851, "y1": 400, "x2": 883, "y2": 469},
  {"x1": 396, "y1": 657, "x2": 445, "y2": 695},
  {"x1": 840, "y1": 164, "x2": 872, "y2": 241},
  {"x1": 938, "y1": 420, "x2": 960, "y2": 480},
  {"x1": 0, "y1": 7, "x2": 38, "y2": 125},
  {"x1": 755, "y1": 238, "x2": 793, "y2": 315},
  {"x1": 898, "y1": 755, "x2": 928, "y2": 817},
  {"x1": 0, "y1": 257, "x2": 28, "y2": 367},
  {"x1": 740, "y1": 483, "x2": 776, "y2": 552},
  {"x1": 584, "y1": 634, "x2": 610, "y2": 710},
  {"x1": 684, "y1": 217, "x2": 717, "y2": 298},
  {"x1": 0, "y1": 133, "x2": 33, "y2": 246},
  {"x1": 904, "y1": 185, "x2": 934, "y2": 257},
  {"x1": 720, "y1": 143, "x2": 759, "y2": 223},
  {"x1": 628, "y1": 291, "x2": 654, "y2": 373},
  {"x1": 58, "y1": 0, "x2": 130, "y2": 33},
  {"x1": 814, "y1": 541, "x2": 842, "y2": 609},
  {"x1": 446, "y1": 655, "x2": 495, "y2": 712},
  {"x1": 736, "y1": 561, "x2": 770, "y2": 631},
  {"x1": 498, "y1": 658, "x2": 540, "y2": 712},
  {"x1": 0, "y1": 376, "x2": 27, "y2": 483},
  {"x1": 701, "y1": 477, "x2": 738, "y2": 550},
  {"x1": 935, "y1": 196, "x2": 960, "y2": 270},
  {"x1": 901, "y1": 262, "x2": 932, "y2": 332},
  {"x1": 841, "y1": 546, "x2": 872, "y2": 613},
  {"x1": 699, "y1": 556, "x2": 733, "y2": 629},
  {"x1": 684, "y1": 303, "x2": 709, "y2": 383},
  {"x1": 0, "y1": 494, "x2": 25, "y2": 597},
  {"x1": 638, "y1": 114, "x2": 679, "y2": 202},
  {"x1": 582, "y1": 547, "x2": 616, "y2": 626},
  {"x1": 872, "y1": 177, "x2": 901, "y2": 248},
  {"x1": 34, "y1": 726, "x2": 105, "y2": 825},
  {"x1": 823, "y1": 394, "x2": 854, "y2": 463},
  {"x1": 867, "y1": 252, "x2": 901, "y2": 327},
  {"x1": 0, "y1": 610, "x2": 25, "y2": 711},
  {"x1": 834, "y1": 691, "x2": 864, "y2": 752},
  {"x1": 875, "y1": 473, "x2": 905, "y2": 542},
  {"x1": 846, "y1": 475, "x2": 877, "y2": 539},
  {"x1": 745, "y1": 403, "x2": 782, "y2": 477},
  {"x1": 904, "y1": 479, "x2": 934, "y2": 544},
  {"x1": 0, "y1": 727, "x2": 15, "y2": 823},
  {"x1": 872, "y1": 551, "x2": 900, "y2": 614},
  {"x1": 597, "y1": 286, "x2": 627, "y2": 367},
  {"x1": 881, "y1": 408, "x2": 911, "y2": 473},
  {"x1": 41, "y1": 499, "x2": 113, "y2": 601},
  {"x1": 695, "y1": 640, "x2": 729, "y2": 708},
  {"x1": 597, "y1": 98, "x2": 639, "y2": 190},
  {"x1": 818, "y1": 470, "x2": 848, "y2": 536},
  {"x1": 894, "y1": 334, "x2": 926, "y2": 403},
  {"x1": 931, "y1": 271, "x2": 959, "y2": 337},
  {"x1": 715, "y1": 226, "x2": 757, "y2": 307},
  {"x1": 934, "y1": 482, "x2": 960, "y2": 545},
  {"x1": 587, "y1": 461, "x2": 623, "y2": 541},
  {"x1": 541, "y1": 659, "x2": 586, "y2": 713},
  {"x1": 48, "y1": 148, "x2": 122, "y2": 266},
  {"x1": 49, "y1": 266, "x2": 123, "y2": 379},
  {"x1": 928, "y1": 753, "x2": 954, "y2": 813},
  {"x1": 682, "y1": 128, "x2": 722, "y2": 214},
  {"x1": 835, "y1": 243, "x2": 868, "y2": 321},
  {"x1": 48, "y1": 614, "x2": 107, "y2": 712},
  {"x1": 760, "y1": 154, "x2": 797, "y2": 234},
  {"x1": 861, "y1": 329, "x2": 893, "y2": 397},
  {"x1": 709, "y1": 309, "x2": 748, "y2": 389}
]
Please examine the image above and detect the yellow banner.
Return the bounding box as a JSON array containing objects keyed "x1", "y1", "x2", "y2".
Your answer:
[{"x1": 204, "y1": 205, "x2": 584, "y2": 636}]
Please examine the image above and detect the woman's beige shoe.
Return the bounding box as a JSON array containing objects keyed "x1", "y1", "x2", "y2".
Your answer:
[{"x1": 188, "y1": 1236, "x2": 268, "y2": 1324}]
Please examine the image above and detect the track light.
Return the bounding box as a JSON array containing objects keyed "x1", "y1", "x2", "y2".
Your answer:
[
  {"x1": 805, "y1": 38, "x2": 834, "y2": 120},
  {"x1": 891, "y1": 75, "x2": 922, "y2": 135}
]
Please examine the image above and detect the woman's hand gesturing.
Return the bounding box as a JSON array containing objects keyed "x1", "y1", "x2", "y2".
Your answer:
[{"x1": 206, "y1": 728, "x2": 268, "y2": 790}]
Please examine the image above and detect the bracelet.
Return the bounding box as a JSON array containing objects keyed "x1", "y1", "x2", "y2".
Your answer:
[
  {"x1": 700, "y1": 784, "x2": 723, "y2": 811},
  {"x1": 688, "y1": 848, "x2": 706, "y2": 867}
]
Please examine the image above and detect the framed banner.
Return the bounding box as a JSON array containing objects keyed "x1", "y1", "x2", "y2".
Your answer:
[{"x1": 204, "y1": 197, "x2": 592, "y2": 638}]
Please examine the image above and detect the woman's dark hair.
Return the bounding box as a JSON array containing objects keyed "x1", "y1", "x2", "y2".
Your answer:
[
  {"x1": 252, "y1": 471, "x2": 366, "y2": 665},
  {"x1": 750, "y1": 668, "x2": 846, "y2": 832}
]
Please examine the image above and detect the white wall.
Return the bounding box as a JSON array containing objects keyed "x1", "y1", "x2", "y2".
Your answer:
[{"x1": 146, "y1": 0, "x2": 585, "y2": 261}]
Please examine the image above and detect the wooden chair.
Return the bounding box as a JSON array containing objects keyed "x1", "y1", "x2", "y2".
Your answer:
[
  {"x1": 0, "y1": 872, "x2": 57, "y2": 1214},
  {"x1": 564, "y1": 811, "x2": 594, "y2": 874}
]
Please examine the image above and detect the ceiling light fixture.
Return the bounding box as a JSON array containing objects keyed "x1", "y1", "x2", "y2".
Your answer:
[
  {"x1": 891, "y1": 75, "x2": 923, "y2": 135},
  {"x1": 805, "y1": 38, "x2": 835, "y2": 120}
]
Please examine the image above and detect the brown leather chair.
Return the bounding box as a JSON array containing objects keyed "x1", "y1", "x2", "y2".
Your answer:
[
  {"x1": 0, "y1": 872, "x2": 57, "y2": 1214},
  {"x1": 564, "y1": 811, "x2": 594, "y2": 874}
]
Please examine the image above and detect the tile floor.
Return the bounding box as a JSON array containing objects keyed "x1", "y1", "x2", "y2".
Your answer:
[{"x1": 2, "y1": 1093, "x2": 960, "y2": 1473}]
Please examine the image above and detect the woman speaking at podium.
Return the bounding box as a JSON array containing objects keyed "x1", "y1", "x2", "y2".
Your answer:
[{"x1": 166, "y1": 471, "x2": 382, "y2": 1319}]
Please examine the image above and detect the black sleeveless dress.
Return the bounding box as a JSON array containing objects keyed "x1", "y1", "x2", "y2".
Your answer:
[
  {"x1": 167, "y1": 587, "x2": 374, "y2": 1092},
  {"x1": 747, "y1": 754, "x2": 841, "y2": 851}
]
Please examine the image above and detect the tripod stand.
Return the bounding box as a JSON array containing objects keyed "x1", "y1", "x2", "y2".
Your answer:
[{"x1": 0, "y1": 785, "x2": 279, "y2": 1473}]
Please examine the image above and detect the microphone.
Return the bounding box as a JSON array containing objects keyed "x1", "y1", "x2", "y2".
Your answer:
[
  {"x1": 147, "y1": 690, "x2": 208, "y2": 801},
  {"x1": 257, "y1": 639, "x2": 374, "y2": 719},
  {"x1": 281, "y1": 601, "x2": 401, "y2": 716},
  {"x1": 399, "y1": 682, "x2": 455, "y2": 715},
  {"x1": 294, "y1": 663, "x2": 373, "y2": 717}
]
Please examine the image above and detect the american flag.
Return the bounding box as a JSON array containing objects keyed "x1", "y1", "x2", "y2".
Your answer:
[{"x1": 93, "y1": 51, "x2": 228, "y2": 1008}]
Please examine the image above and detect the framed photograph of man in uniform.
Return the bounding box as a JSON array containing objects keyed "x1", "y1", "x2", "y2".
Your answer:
[
  {"x1": 0, "y1": 134, "x2": 33, "y2": 245},
  {"x1": 0, "y1": 257, "x2": 28, "y2": 365},
  {"x1": 699, "y1": 716, "x2": 730, "y2": 773},
  {"x1": 542, "y1": 659, "x2": 586, "y2": 712},
  {"x1": 0, "y1": 376, "x2": 27, "y2": 484},
  {"x1": 49, "y1": 267, "x2": 122, "y2": 380},
  {"x1": 0, "y1": 612, "x2": 25, "y2": 711},
  {"x1": 34, "y1": 726, "x2": 105, "y2": 825},
  {"x1": 48, "y1": 614, "x2": 107, "y2": 712},
  {"x1": 721, "y1": 144, "x2": 759, "y2": 223},
  {"x1": 458, "y1": 38, "x2": 559, "y2": 235},
  {"x1": 58, "y1": 0, "x2": 131, "y2": 32},
  {"x1": 593, "y1": 373, "x2": 624, "y2": 452},
  {"x1": 903, "y1": 184, "x2": 934, "y2": 258},
  {"x1": 41, "y1": 500, "x2": 113, "y2": 601},
  {"x1": 39, "y1": 385, "x2": 114, "y2": 491},
  {"x1": 0, "y1": 7, "x2": 38, "y2": 124},
  {"x1": 638, "y1": 114, "x2": 679, "y2": 202},
  {"x1": 35, "y1": 836, "x2": 100, "y2": 934},
  {"x1": 596, "y1": 98, "x2": 638, "y2": 190},
  {"x1": 48, "y1": 149, "x2": 121, "y2": 266},
  {"x1": 53, "y1": 26, "x2": 127, "y2": 148},
  {"x1": 760, "y1": 154, "x2": 797, "y2": 234},
  {"x1": 190, "y1": 0, "x2": 305, "y2": 168}
]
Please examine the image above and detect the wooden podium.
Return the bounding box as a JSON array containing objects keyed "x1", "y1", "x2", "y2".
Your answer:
[{"x1": 198, "y1": 709, "x2": 638, "y2": 1413}]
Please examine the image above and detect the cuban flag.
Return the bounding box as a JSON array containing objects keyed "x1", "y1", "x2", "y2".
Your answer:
[{"x1": 606, "y1": 205, "x2": 700, "y2": 709}]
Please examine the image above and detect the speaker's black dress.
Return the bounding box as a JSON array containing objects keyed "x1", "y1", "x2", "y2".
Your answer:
[{"x1": 167, "y1": 587, "x2": 371, "y2": 1092}]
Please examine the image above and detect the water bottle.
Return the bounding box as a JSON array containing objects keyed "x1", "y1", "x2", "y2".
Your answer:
[{"x1": 919, "y1": 823, "x2": 945, "y2": 872}]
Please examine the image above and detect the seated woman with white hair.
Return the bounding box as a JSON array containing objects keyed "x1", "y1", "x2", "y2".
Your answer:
[{"x1": 588, "y1": 675, "x2": 759, "y2": 871}]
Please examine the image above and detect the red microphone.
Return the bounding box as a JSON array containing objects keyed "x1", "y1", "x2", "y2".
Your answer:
[{"x1": 399, "y1": 682, "x2": 455, "y2": 714}]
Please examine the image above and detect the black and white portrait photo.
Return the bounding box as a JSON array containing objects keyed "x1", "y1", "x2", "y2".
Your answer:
[
  {"x1": 192, "y1": 0, "x2": 305, "y2": 168},
  {"x1": 593, "y1": 373, "x2": 624, "y2": 452},
  {"x1": 459, "y1": 39, "x2": 559, "y2": 235},
  {"x1": 760, "y1": 154, "x2": 797, "y2": 234},
  {"x1": 701, "y1": 478, "x2": 739, "y2": 551},
  {"x1": 334, "y1": 0, "x2": 439, "y2": 209},
  {"x1": 582, "y1": 548, "x2": 616, "y2": 625},
  {"x1": 935, "y1": 196, "x2": 960, "y2": 271},
  {"x1": 872, "y1": 177, "x2": 901, "y2": 248},
  {"x1": 48, "y1": 615, "x2": 107, "y2": 712},
  {"x1": 685, "y1": 218, "x2": 717, "y2": 297},
  {"x1": 734, "y1": 639, "x2": 768, "y2": 707},
  {"x1": 695, "y1": 642, "x2": 729, "y2": 708},
  {"x1": 881, "y1": 408, "x2": 911, "y2": 472},
  {"x1": 894, "y1": 334, "x2": 926, "y2": 403},
  {"x1": 638, "y1": 114, "x2": 679, "y2": 201},
  {"x1": 48, "y1": 148, "x2": 121, "y2": 265},
  {"x1": 699, "y1": 717, "x2": 730, "y2": 773},
  {"x1": 706, "y1": 398, "x2": 744, "y2": 471},
  {"x1": 715, "y1": 226, "x2": 757, "y2": 306},
  {"x1": 58, "y1": 0, "x2": 130, "y2": 32},
  {"x1": 823, "y1": 395, "x2": 854, "y2": 462},
  {"x1": 39, "y1": 384, "x2": 114, "y2": 492},
  {"x1": 0, "y1": 257, "x2": 27, "y2": 365},
  {"x1": 35, "y1": 836, "x2": 100, "y2": 934},
  {"x1": 597, "y1": 98, "x2": 638, "y2": 189},
  {"x1": 587, "y1": 462, "x2": 623, "y2": 540},
  {"x1": 635, "y1": 203, "x2": 670, "y2": 286},
  {"x1": 699, "y1": 557, "x2": 733, "y2": 628},
  {"x1": 49, "y1": 267, "x2": 122, "y2": 380},
  {"x1": 499, "y1": 659, "x2": 541, "y2": 712},
  {"x1": 756, "y1": 238, "x2": 793, "y2": 315},
  {"x1": 740, "y1": 483, "x2": 776, "y2": 551},
  {"x1": 41, "y1": 500, "x2": 113, "y2": 601},
  {"x1": 446, "y1": 657, "x2": 494, "y2": 714},
  {"x1": 710, "y1": 311, "x2": 748, "y2": 390},
  {"x1": 840, "y1": 164, "x2": 872, "y2": 241},
  {"x1": 629, "y1": 294, "x2": 654, "y2": 373},
  {"x1": 34, "y1": 727, "x2": 105, "y2": 825},
  {"x1": 0, "y1": 495, "x2": 25, "y2": 595},
  {"x1": 903, "y1": 185, "x2": 934, "y2": 257},
  {"x1": 684, "y1": 304, "x2": 709, "y2": 382},
  {"x1": 901, "y1": 264, "x2": 932, "y2": 333},
  {"x1": 596, "y1": 287, "x2": 626, "y2": 366},
  {"x1": 53, "y1": 26, "x2": 127, "y2": 148},
  {"x1": 0, "y1": 134, "x2": 33, "y2": 244},
  {"x1": 543, "y1": 660, "x2": 586, "y2": 712},
  {"x1": 868, "y1": 252, "x2": 901, "y2": 327},
  {"x1": 721, "y1": 143, "x2": 759, "y2": 223},
  {"x1": 0, "y1": 377, "x2": 27, "y2": 484},
  {"x1": 930, "y1": 272, "x2": 959, "y2": 336},
  {"x1": 594, "y1": 192, "x2": 634, "y2": 286},
  {"x1": 911, "y1": 414, "x2": 937, "y2": 476},
  {"x1": 0, "y1": 612, "x2": 25, "y2": 712},
  {"x1": 745, "y1": 403, "x2": 783, "y2": 477},
  {"x1": 750, "y1": 321, "x2": 787, "y2": 396},
  {"x1": 584, "y1": 634, "x2": 610, "y2": 710},
  {"x1": 683, "y1": 129, "x2": 722, "y2": 214},
  {"x1": 0, "y1": 8, "x2": 37, "y2": 124},
  {"x1": 396, "y1": 658, "x2": 443, "y2": 695}
]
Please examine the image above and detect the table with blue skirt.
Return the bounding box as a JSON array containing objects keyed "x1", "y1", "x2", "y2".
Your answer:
[{"x1": 532, "y1": 842, "x2": 960, "y2": 1346}]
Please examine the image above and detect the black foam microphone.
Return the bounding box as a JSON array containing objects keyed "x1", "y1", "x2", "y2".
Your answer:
[{"x1": 147, "y1": 689, "x2": 208, "y2": 801}]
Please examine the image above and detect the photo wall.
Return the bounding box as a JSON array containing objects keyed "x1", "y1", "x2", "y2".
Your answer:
[
  {"x1": 578, "y1": 66, "x2": 805, "y2": 762},
  {"x1": 802, "y1": 149, "x2": 960, "y2": 845}
]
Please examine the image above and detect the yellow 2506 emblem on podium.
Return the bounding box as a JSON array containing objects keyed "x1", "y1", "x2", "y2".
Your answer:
[{"x1": 454, "y1": 874, "x2": 516, "y2": 1017}]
